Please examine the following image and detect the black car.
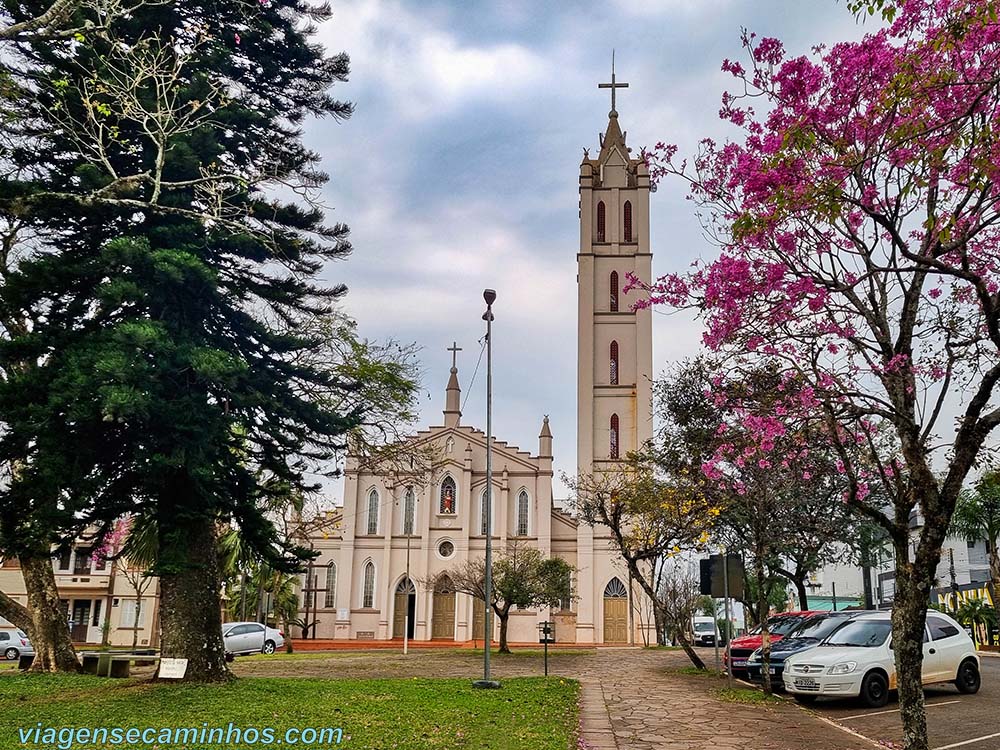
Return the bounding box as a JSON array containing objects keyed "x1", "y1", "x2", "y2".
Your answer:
[{"x1": 745, "y1": 611, "x2": 869, "y2": 684}]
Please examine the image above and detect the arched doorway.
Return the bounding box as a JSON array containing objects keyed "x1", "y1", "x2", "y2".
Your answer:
[
  {"x1": 393, "y1": 578, "x2": 416, "y2": 640},
  {"x1": 432, "y1": 576, "x2": 456, "y2": 640},
  {"x1": 471, "y1": 596, "x2": 486, "y2": 644},
  {"x1": 603, "y1": 577, "x2": 628, "y2": 644}
]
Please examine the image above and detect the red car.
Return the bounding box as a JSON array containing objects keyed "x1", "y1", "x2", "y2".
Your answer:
[{"x1": 724, "y1": 611, "x2": 821, "y2": 679}]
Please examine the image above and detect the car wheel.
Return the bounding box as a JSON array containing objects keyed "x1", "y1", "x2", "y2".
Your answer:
[
  {"x1": 956, "y1": 660, "x2": 981, "y2": 694},
  {"x1": 793, "y1": 694, "x2": 818, "y2": 705},
  {"x1": 262, "y1": 640, "x2": 276, "y2": 655},
  {"x1": 4, "y1": 647, "x2": 19, "y2": 660},
  {"x1": 860, "y1": 671, "x2": 890, "y2": 708}
]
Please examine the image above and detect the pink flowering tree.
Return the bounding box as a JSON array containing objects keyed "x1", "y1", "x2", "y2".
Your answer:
[{"x1": 634, "y1": 2, "x2": 1000, "y2": 747}]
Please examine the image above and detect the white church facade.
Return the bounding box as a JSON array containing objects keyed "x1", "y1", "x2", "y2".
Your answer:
[{"x1": 299, "y1": 85, "x2": 656, "y2": 646}]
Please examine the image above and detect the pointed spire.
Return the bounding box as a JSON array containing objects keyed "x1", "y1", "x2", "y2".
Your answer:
[
  {"x1": 444, "y1": 342, "x2": 462, "y2": 427},
  {"x1": 538, "y1": 415, "x2": 553, "y2": 458}
]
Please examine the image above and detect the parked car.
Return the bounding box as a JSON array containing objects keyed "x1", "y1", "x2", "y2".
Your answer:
[
  {"x1": 783, "y1": 610, "x2": 981, "y2": 708},
  {"x1": 0, "y1": 628, "x2": 33, "y2": 661},
  {"x1": 692, "y1": 616, "x2": 719, "y2": 646},
  {"x1": 222, "y1": 621, "x2": 284, "y2": 657},
  {"x1": 725, "y1": 611, "x2": 821, "y2": 679},
  {"x1": 746, "y1": 611, "x2": 867, "y2": 685}
]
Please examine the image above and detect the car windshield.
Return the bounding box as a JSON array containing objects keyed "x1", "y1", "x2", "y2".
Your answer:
[
  {"x1": 770, "y1": 616, "x2": 806, "y2": 636},
  {"x1": 787, "y1": 616, "x2": 851, "y2": 641},
  {"x1": 823, "y1": 620, "x2": 892, "y2": 647},
  {"x1": 694, "y1": 622, "x2": 714, "y2": 632}
]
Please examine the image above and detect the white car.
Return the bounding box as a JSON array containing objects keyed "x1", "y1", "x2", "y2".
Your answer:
[
  {"x1": 222, "y1": 621, "x2": 285, "y2": 657},
  {"x1": 0, "y1": 628, "x2": 33, "y2": 660},
  {"x1": 784, "y1": 611, "x2": 980, "y2": 707}
]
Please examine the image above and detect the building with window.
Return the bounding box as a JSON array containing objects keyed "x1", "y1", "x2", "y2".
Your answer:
[
  {"x1": 296, "y1": 98, "x2": 656, "y2": 646},
  {"x1": 0, "y1": 545, "x2": 160, "y2": 648}
]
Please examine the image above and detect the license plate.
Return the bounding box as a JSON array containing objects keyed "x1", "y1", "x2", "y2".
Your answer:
[
  {"x1": 769, "y1": 667, "x2": 777, "y2": 675},
  {"x1": 794, "y1": 677, "x2": 817, "y2": 688},
  {"x1": 731, "y1": 658, "x2": 747, "y2": 667}
]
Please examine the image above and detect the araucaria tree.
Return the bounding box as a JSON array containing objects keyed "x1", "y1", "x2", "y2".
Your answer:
[
  {"x1": 0, "y1": 0, "x2": 363, "y2": 681},
  {"x1": 636, "y1": 2, "x2": 1000, "y2": 746}
]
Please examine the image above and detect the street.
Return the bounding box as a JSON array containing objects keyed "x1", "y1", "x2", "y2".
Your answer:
[{"x1": 810, "y1": 655, "x2": 1000, "y2": 750}]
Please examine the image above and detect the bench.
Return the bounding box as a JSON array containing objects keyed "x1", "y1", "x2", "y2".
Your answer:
[{"x1": 79, "y1": 651, "x2": 160, "y2": 678}]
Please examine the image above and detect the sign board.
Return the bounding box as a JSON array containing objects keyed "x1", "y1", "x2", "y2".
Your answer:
[
  {"x1": 337, "y1": 608, "x2": 349, "y2": 621},
  {"x1": 699, "y1": 554, "x2": 745, "y2": 599},
  {"x1": 158, "y1": 658, "x2": 188, "y2": 680}
]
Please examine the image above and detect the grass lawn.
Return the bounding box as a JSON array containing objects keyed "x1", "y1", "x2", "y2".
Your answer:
[
  {"x1": 712, "y1": 686, "x2": 783, "y2": 705},
  {"x1": 0, "y1": 672, "x2": 579, "y2": 750}
]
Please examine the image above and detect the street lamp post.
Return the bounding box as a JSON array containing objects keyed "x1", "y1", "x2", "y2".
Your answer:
[{"x1": 474, "y1": 289, "x2": 501, "y2": 690}]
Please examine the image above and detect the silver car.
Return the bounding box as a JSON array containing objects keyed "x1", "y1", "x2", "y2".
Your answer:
[
  {"x1": 222, "y1": 621, "x2": 285, "y2": 656},
  {"x1": 0, "y1": 628, "x2": 33, "y2": 660}
]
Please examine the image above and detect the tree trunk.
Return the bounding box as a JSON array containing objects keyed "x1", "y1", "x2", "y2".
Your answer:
[
  {"x1": 497, "y1": 609, "x2": 511, "y2": 654},
  {"x1": 892, "y1": 544, "x2": 930, "y2": 750},
  {"x1": 100, "y1": 556, "x2": 118, "y2": 647},
  {"x1": 157, "y1": 513, "x2": 230, "y2": 682},
  {"x1": 131, "y1": 592, "x2": 141, "y2": 652},
  {"x1": 674, "y1": 627, "x2": 705, "y2": 669},
  {"x1": 652, "y1": 601, "x2": 667, "y2": 646},
  {"x1": 795, "y1": 577, "x2": 809, "y2": 612},
  {"x1": 755, "y1": 554, "x2": 773, "y2": 693},
  {"x1": 20, "y1": 552, "x2": 81, "y2": 672},
  {"x1": 988, "y1": 540, "x2": 1000, "y2": 626},
  {"x1": 0, "y1": 587, "x2": 32, "y2": 631}
]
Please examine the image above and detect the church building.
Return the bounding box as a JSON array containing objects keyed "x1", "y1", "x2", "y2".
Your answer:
[{"x1": 299, "y1": 74, "x2": 656, "y2": 645}]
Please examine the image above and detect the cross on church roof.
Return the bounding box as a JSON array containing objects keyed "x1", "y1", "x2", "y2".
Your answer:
[
  {"x1": 447, "y1": 341, "x2": 462, "y2": 370},
  {"x1": 598, "y1": 50, "x2": 629, "y2": 116}
]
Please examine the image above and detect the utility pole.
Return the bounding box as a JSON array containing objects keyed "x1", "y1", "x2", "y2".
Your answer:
[{"x1": 474, "y1": 289, "x2": 501, "y2": 690}]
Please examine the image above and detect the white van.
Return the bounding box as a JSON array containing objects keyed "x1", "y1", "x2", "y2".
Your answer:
[{"x1": 692, "y1": 616, "x2": 719, "y2": 646}]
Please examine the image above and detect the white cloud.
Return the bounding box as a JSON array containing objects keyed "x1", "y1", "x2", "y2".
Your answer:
[{"x1": 319, "y1": 0, "x2": 548, "y2": 121}]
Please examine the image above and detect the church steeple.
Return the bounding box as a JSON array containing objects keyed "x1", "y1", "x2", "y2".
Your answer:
[{"x1": 443, "y1": 341, "x2": 462, "y2": 428}]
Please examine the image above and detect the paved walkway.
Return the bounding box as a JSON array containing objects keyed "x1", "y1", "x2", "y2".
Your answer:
[
  {"x1": 570, "y1": 649, "x2": 872, "y2": 750},
  {"x1": 234, "y1": 647, "x2": 873, "y2": 750}
]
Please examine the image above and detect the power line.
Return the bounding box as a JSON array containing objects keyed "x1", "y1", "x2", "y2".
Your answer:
[{"x1": 461, "y1": 335, "x2": 488, "y2": 413}]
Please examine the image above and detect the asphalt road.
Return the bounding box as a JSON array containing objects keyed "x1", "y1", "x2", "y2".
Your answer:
[{"x1": 812, "y1": 655, "x2": 1000, "y2": 750}]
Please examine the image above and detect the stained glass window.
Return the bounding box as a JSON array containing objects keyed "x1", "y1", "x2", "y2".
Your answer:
[
  {"x1": 610, "y1": 340, "x2": 619, "y2": 385},
  {"x1": 597, "y1": 201, "x2": 606, "y2": 242},
  {"x1": 610, "y1": 271, "x2": 619, "y2": 311},
  {"x1": 367, "y1": 489, "x2": 378, "y2": 535},
  {"x1": 516, "y1": 490, "x2": 529, "y2": 537},
  {"x1": 623, "y1": 200, "x2": 633, "y2": 242},
  {"x1": 362, "y1": 561, "x2": 375, "y2": 608},
  {"x1": 440, "y1": 476, "x2": 457, "y2": 514}
]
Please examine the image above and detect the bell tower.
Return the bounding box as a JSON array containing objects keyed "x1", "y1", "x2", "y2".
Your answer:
[{"x1": 575, "y1": 61, "x2": 653, "y2": 644}]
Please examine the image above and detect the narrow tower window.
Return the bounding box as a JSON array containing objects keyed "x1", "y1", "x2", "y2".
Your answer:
[
  {"x1": 324, "y1": 561, "x2": 336, "y2": 609},
  {"x1": 623, "y1": 201, "x2": 633, "y2": 242},
  {"x1": 610, "y1": 414, "x2": 620, "y2": 459},
  {"x1": 362, "y1": 561, "x2": 375, "y2": 608},
  {"x1": 597, "y1": 201, "x2": 606, "y2": 242},
  {"x1": 480, "y1": 488, "x2": 489, "y2": 536},
  {"x1": 610, "y1": 340, "x2": 619, "y2": 385},
  {"x1": 516, "y1": 491, "x2": 529, "y2": 537},
  {"x1": 366, "y1": 489, "x2": 379, "y2": 535},
  {"x1": 403, "y1": 487, "x2": 415, "y2": 535},
  {"x1": 610, "y1": 271, "x2": 619, "y2": 312}
]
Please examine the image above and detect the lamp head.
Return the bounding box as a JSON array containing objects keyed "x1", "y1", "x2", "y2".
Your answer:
[{"x1": 483, "y1": 288, "x2": 497, "y2": 306}]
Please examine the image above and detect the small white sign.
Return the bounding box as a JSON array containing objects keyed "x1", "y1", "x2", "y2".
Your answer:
[
  {"x1": 337, "y1": 608, "x2": 349, "y2": 621},
  {"x1": 158, "y1": 658, "x2": 189, "y2": 679}
]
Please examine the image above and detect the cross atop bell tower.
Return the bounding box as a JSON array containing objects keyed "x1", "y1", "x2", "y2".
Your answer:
[
  {"x1": 598, "y1": 50, "x2": 629, "y2": 117},
  {"x1": 443, "y1": 342, "x2": 462, "y2": 428}
]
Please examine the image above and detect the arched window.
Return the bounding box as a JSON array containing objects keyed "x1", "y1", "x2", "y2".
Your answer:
[
  {"x1": 610, "y1": 271, "x2": 619, "y2": 312},
  {"x1": 366, "y1": 489, "x2": 379, "y2": 535},
  {"x1": 597, "y1": 201, "x2": 606, "y2": 242},
  {"x1": 440, "y1": 476, "x2": 457, "y2": 514},
  {"x1": 610, "y1": 414, "x2": 620, "y2": 459},
  {"x1": 516, "y1": 490, "x2": 529, "y2": 537},
  {"x1": 623, "y1": 200, "x2": 633, "y2": 242},
  {"x1": 324, "y1": 561, "x2": 336, "y2": 609},
  {"x1": 403, "y1": 487, "x2": 415, "y2": 535},
  {"x1": 610, "y1": 340, "x2": 619, "y2": 385},
  {"x1": 362, "y1": 561, "x2": 375, "y2": 609},
  {"x1": 480, "y1": 488, "x2": 490, "y2": 536},
  {"x1": 604, "y1": 577, "x2": 628, "y2": 598}
]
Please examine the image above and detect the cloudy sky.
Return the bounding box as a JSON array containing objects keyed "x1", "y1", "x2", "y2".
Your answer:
[{"x1": 307, "y1": 0, "x2": 873, "y2": 502}]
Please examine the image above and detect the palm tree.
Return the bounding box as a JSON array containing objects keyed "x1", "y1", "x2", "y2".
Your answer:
[
  {"x1": 950, "y1": 473, "x2": 1000, "y2": 624},
  {"x1": 955, "y1": 598, "x2": 997, "y2": 647}
]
